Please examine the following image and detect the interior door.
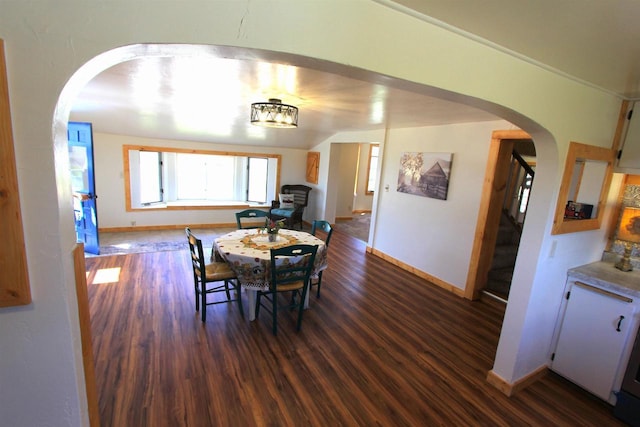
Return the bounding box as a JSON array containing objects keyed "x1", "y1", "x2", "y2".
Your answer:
[{"x1": 68, "y1": 122, "x2": 100, "y2": 254}]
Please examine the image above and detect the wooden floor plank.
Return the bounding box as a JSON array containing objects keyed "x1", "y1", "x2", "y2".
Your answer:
[{"x1": 85, "y1": 230, "x2": 625, "y2": 426}]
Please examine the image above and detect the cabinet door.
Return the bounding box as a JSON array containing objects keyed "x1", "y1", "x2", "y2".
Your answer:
[{"x1": 551, "y1": 282, "x2": 635, "y2": 401}]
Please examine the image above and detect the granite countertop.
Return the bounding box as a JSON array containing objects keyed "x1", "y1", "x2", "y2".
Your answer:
[{"x1": 568, "y1": 261, "x2": 640, "y2": 299}]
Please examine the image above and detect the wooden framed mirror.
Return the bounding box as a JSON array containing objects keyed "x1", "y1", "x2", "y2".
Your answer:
[{"x1": 552, "y1": 141, "x2": 615, "y2": 234}]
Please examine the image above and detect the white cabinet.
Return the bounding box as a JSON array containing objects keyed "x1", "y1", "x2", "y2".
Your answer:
[{"x1": 551, "y1": 280, "x2": 637, "y2": 403}]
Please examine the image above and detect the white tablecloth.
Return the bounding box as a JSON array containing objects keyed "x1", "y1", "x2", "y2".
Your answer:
[{"x1": 212, "y1": 228, "x2": 327, "y2": 320}]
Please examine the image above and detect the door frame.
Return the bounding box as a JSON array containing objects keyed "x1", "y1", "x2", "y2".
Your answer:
[{"x1": 465, "y1": 129, "x2": 532, "y2": 300}]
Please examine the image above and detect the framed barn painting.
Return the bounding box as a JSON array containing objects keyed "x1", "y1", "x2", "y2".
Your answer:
[{"x1": 397, "y1": 152, "x2": 453, "y2": 200}]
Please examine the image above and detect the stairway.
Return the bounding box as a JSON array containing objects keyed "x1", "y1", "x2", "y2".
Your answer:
[
  {"x1": 483, "y1": 147, "x2": 534, "y2": 301},
  {"x1": 485, "y1": 212, "x2": 522, "y2": 300}
]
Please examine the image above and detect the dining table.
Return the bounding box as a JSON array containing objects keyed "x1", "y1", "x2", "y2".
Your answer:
[{"x1": 212, "y1": 228, "x2": 328, "y2": 321}]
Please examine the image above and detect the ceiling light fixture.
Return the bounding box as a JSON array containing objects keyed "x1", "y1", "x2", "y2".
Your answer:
[{"x1": 250, "y1": 98, "x2": 298, "y2": 128}]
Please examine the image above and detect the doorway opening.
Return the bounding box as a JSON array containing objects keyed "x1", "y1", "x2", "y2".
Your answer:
[
  {"x1": 334, "y1": 212, "x2": 371, "y2": 242},
  {"x1": 328, "y1": 142, "x2": 376, "y2": 243},
  {"x1": 483, "y1": 139, "x2": 536, "y2": 300},
  {"x1": 465, "y1": 130, "x2": 535, "y2": 301}
]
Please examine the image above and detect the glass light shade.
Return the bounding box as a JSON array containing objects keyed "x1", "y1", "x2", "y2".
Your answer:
[
  {"x1": 250, "y1": 98, "x2": 298, "y2": 128},
  {"x1": 618, "y1": 207, "x2": 640, "y2": 243},
  {"x1": 615, "y1": 207, "x2": 640, "y2": 271}
]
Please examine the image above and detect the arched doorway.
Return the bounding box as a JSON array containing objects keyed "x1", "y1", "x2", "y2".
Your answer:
[{"x1": 53, "y1": 44, "x2": 555, "y2": 419}]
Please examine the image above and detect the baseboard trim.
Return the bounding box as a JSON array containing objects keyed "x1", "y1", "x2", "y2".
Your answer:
[
  {"x1": 481, "y1": 290, "x2": 508, "y2": 305},
  {"x1": 486, "y1": 365, "x2": 548, "y2": 397},
  {"x1": 72, "y1": 243, "x2": 100, "y2": 426},
  {"x1": 338, "y1": 210, "x2": 372, "y2": 220},
  {"x1": 367, "y1": 247, "x2": 465, "y2": 298}
]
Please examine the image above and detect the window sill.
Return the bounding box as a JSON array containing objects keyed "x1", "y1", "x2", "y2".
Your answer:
[{"x1": 129, "y1": 201, "x2": 271, "y2": 212}]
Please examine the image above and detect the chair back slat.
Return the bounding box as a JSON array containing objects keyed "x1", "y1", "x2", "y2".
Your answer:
[
  {"x1": 236, "y1": 209, "x2": 270, "y2": 229},
  {"x1": 270, "y1": 244, "x2": 318, "y2": 290},
  {"x1": 311, "y1": 220, "x2": 333, "y2": 248},
  {"x1": 309, "y1": 220, "x2": 332, "y2": 298},
  {"x1": 185, "y1": 226, "x2": 243, "y2": 321},
  {"x1": 186, "y1": 227, "x2": 206, "y2": 276}
]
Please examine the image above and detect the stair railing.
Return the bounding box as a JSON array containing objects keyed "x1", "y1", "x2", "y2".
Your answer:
[{"x1": 503, "y1": 150, "x2": 535, "y2": 231}]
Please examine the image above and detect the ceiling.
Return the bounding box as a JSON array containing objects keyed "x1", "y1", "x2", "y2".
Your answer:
[
  {"x1": 391, "y1": 0, "x2": 640, "y2": 99},
  {"x1": 69, "y1": 1, "x2": 640, "y2": 150},
  {"x1": 69, "y1": 54, "x2": 499, "y2": 149}
]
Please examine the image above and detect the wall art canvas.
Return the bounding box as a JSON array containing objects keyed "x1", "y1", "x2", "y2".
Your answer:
[{"x1": 397, "y1": 152, "x2": 453, "y2": 200}]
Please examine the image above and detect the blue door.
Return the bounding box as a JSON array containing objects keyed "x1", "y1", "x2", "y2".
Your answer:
[{"x1": 68, "y1": 122, "x2": 100, "y2": 254}]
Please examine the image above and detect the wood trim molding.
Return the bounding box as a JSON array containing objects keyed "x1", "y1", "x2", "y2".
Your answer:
[
  {"x1": 486, "y1": 365, "x2": 548, "y2": 397},
  {"x1": 368, "y1": 247, "x2": 465, "y2": 298},
  {"x1": 100, "y1": 220, "x2": 313, "y2": 234},
  {"x1": 122, "y1": 144, "x2": 282, "y2": 212},
  {"x1": 0, "y1": 38, "x2": 31, "y2": 307},
  {"x1": 551, "y1": 141, "x2": 615, "y2": 235},
  {"x1": 100, "y1": 223, "x2": 237, "y2": 233},
  {"x1": 125, "y1": 204, "x2": 264, "y2": 213},
  {"x1": 626, "y1": 175, "x2": 640, "y2": 186},
  {"x1": 123, "y1": 144, "x2": 283, "y2": 158},
  {"x1": 611, "y1": 100, "x2": 630, "y2": 153},
  {"x1": 465, "y1": 129, "x2": 530, "y2": 300},
  {"x1": 73, "y1": 243, "x2": 100, "y2": 426}
]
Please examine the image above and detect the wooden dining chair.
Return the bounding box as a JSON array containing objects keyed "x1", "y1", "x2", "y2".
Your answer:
[
  {"x1": 235, "y1": 209, "x2": 270, "y2": 229},
  {"x1": 185, "y1": 227, "x2": 243, "y2": 322},
  {"x1": 310, "y1": 220, "x2": 333, "y2": 297},
  {"x1": 255, "y1": 244, "x2": 318, "y2": 335}
]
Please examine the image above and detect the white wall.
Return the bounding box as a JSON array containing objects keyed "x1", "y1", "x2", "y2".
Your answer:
[
  {"x1": 352, "y1": 120, "x2": 514, "y2": 289},
  {"x1": 0, "y1": 2, "x2": 625, "y2": 426},
  {"x1": 310, "y1": 130, "x2": 386, "y2": 224},
  {"x1": 334, "y1": 143, "x2": 360, "y2": 218},
  {"x1": 575, "y1": 160, "x2": 608, "y2": 216},
  {"x1": 93, "y1": 132, "x2": 309, "y2": 228},
  {"x1": 321, "y1": 118, "x2": 622, "y2": 386}
]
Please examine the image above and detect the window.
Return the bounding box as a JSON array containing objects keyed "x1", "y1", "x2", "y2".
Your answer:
[
  {"x1": 124, "y1": 145, "x2": 280, "y2": 210},
  {"x1": 366, "y1": 144, "x2": 379, "y2": 194},
  {"x1": 139, "y1": 151, "x2": 163, "y2": 204},
  {"x1": 247, "y1": 157, "x2": 268, "y2": 203},
  {"x1": 174, "y1": 153, "x2": 236, "y2": 200}
]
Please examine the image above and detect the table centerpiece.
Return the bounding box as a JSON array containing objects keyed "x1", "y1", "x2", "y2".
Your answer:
[{"x1": 264, "y1": 218, "x2": 285, "y2": 242}]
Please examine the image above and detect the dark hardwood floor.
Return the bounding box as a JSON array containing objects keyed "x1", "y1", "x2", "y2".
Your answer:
[{"x1": 85, "y1": 229, "x2": 625, "y2": 426}]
